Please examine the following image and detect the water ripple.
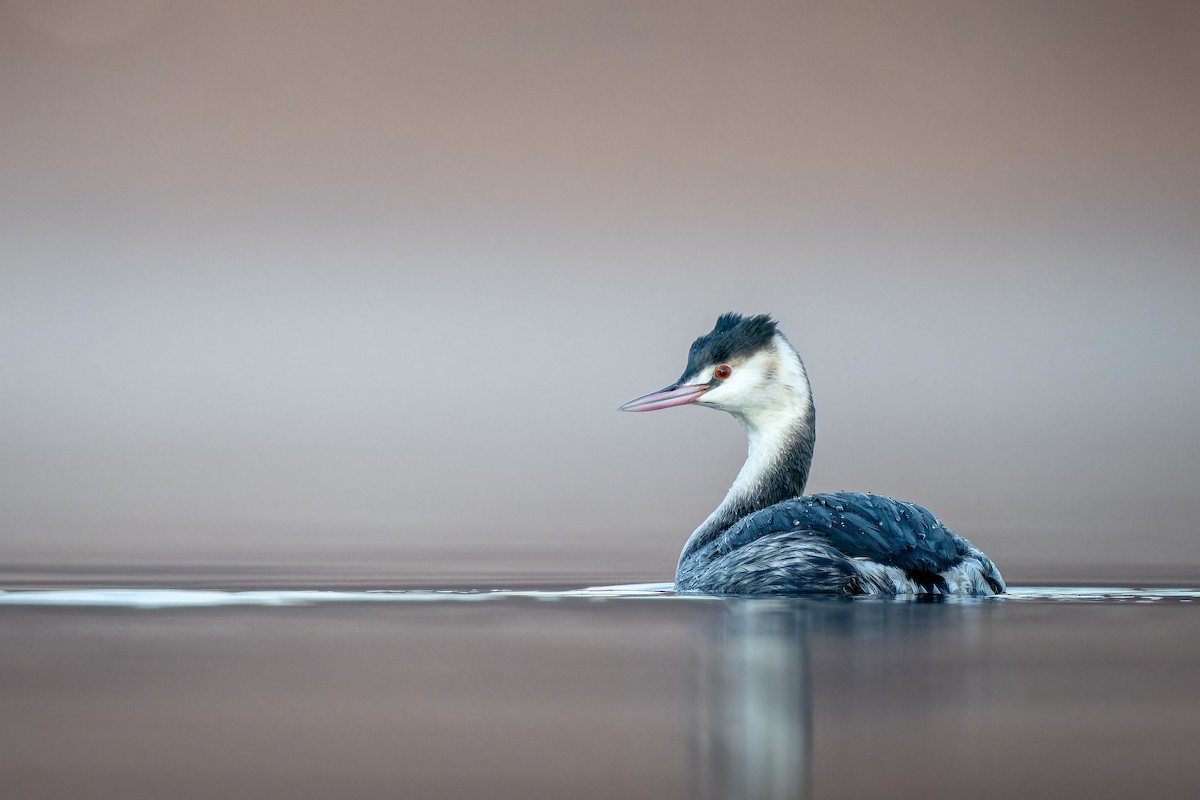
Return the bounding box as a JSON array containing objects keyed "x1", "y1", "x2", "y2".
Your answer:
[{"x1": 0, "y1": 584, "x2": 1196, "y2": 608}]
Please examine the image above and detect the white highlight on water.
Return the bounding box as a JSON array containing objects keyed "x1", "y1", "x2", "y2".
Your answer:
[{"x1": 0, "y1": 584, "x2": 677, "y2": 608}]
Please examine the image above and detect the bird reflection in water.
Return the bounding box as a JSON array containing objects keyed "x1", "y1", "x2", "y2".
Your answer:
[{"x1": 691, "y1": 600, "x2": 811, "y2": 800}]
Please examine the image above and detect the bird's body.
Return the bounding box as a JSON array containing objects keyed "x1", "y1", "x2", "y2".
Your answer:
[
  {"x1": 621, "y1": 313, "x2": 1004, "y2": 597},
  {"x1": 676, "y1": 491, "x2": 1003, "y2": 596}
]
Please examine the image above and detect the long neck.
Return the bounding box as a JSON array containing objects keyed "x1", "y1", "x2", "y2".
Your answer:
[{"x1": 680, "y1": 370, "x2": 816, "y2": 560}]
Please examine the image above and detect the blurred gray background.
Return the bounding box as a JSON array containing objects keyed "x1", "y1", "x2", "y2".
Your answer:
[{"x1": 2, "y1": 0, "x2": 1198, "y2": 584}]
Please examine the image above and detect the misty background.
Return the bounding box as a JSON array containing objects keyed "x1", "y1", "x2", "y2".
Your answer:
[{"x1": 2, "y1": 0, "x2": 1198, "y2": 584}]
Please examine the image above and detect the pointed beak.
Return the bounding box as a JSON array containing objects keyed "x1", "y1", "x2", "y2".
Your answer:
[{"x1": 619, "y1": 383, "x2": 711, "y2": 412}]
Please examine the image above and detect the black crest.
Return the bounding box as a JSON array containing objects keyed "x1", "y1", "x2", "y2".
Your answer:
[{"x1": 682, "y1": 313, "x2": 778, "y2": 378}]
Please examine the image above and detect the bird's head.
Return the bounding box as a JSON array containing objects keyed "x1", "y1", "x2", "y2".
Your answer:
[{"x1": 619, "y1": 313, "x2": 812, "y2": 431}]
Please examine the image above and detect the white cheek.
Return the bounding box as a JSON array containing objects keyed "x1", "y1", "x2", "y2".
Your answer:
[
  {"x1": 696, "y1": 375, "x2": 743, "y2": 406},
  {"x1": 698, "y1": 353, "x2": 770, "y2": 406}
]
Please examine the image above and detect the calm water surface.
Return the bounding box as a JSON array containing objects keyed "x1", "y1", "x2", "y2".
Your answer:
[{"x1": 1, "y1": 579, "x2": 1197, "y2": 800}]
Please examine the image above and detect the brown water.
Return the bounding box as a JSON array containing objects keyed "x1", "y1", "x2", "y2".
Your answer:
[{"x1": 1, "y1": 581, "x2": 1197, "y2": 800}]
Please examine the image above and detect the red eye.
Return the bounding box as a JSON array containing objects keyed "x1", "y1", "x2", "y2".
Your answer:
[{"x1": 714, "y1": 364, "x2": 732, "y2": 380}]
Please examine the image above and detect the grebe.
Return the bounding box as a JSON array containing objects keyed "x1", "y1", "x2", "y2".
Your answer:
[{"x1": 620, "y1": 313, "x2": 1005, "y2": 596}]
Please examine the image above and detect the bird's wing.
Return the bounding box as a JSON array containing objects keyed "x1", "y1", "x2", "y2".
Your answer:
[{"x1": 717, "y1": 491, "x2": 974, "y2": 578}]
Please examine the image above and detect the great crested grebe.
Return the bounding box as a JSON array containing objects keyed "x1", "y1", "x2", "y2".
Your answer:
[{"x1": 620, "y1": 313, "x2": 1004, "y2": 596}]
